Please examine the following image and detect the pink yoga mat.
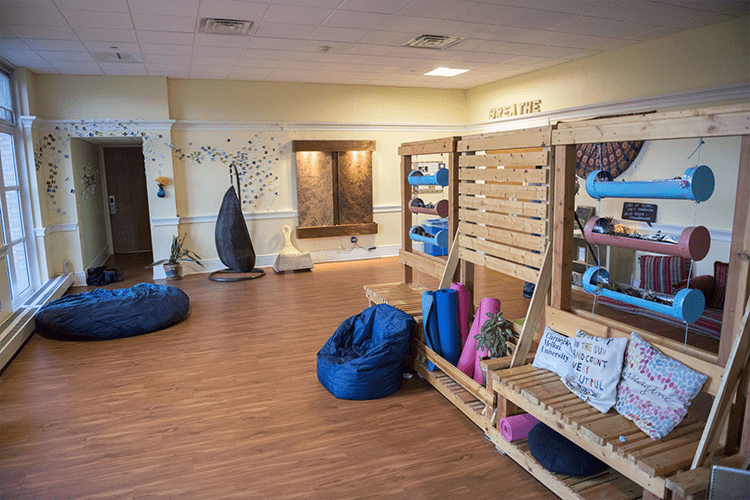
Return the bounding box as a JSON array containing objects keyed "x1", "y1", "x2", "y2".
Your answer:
[
  {"x1": 473, "y1": 297, "x2": 500, "y2": 384},
  {"x1": 500, "y1": 414, "x2": 540, "y2": 442},
  {"x1": 450, "y1": 282, "x2": 470, "y2": 348}
]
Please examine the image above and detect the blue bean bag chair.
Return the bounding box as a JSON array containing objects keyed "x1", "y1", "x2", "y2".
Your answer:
[
  {"x1": 317, "y1": 303, "x2": 415, "y2": 400},
  {"x1": 527, "y1": 423, "x2": 608, "y2": 476},
  {"x1": 35, "y1": 283, "x2": 190, "y2": 340}
]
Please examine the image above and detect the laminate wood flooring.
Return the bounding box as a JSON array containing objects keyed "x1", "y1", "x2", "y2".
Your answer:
[{"x1": 1, "y1": 258, "x2": 556, "y2": 500}]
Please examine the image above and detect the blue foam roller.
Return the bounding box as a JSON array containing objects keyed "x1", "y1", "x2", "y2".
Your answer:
[{"x1": 436, "y1": 288, "x2": 460, "y2": 366}]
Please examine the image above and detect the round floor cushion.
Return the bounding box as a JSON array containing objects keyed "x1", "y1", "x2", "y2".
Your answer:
[
  {"x1": 527, "y1": 423, "x2": 608, "y2": 476},
  {"x1": 35, "y1": 283, "x2": 190, "y2": 340}
]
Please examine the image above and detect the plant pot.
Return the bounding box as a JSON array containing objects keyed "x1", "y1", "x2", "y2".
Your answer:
[{"x1": 163, "y1": 263, "x2": 182, "y2": 280}]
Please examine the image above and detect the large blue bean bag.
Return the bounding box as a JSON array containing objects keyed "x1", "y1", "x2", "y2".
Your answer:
[
  {"x1": 317, "y1": 303, "x2": 415, "y2": 400},
  {"x1": 527, "y1": 423, "x2": 608, "y2": 476},
  {"x1": 35, "y1": 283, "x2": 190, "y2": 340}
]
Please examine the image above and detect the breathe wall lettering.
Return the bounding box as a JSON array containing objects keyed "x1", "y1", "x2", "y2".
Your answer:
[{"x1": 488, "y1": 99, "x2": 541, "y2": 120}]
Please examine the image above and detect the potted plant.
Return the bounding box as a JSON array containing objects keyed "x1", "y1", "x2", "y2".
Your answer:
[
  {"x1": 475, "y1": 311, "x2": 515, "y2": 381},
  {"x1": 148, "y1": 234, "x2": 203, "y2": 279}
]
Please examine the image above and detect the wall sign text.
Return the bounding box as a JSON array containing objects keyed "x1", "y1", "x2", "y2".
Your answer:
[{"x1": 489, "y1": 99, "x2": 541, "y2": 120}]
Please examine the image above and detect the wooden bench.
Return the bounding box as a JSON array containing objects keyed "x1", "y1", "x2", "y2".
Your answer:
[{"x1": 486, "y1": 302, "x2": 750, "y2": 500}]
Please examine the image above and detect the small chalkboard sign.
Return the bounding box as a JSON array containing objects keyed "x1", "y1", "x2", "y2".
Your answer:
[{"x1": 622, "y1": 202, "x2": 657, "y2": 223}]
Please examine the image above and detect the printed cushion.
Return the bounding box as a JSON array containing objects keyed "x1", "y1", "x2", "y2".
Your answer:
[
  {"x1": 640, "y1": 255, "x2": 690, "y2": 294},
  {"x1": 562, "y1": 330, "x2": 628, "y2": 413},
  {"x1": 672, "y1": 274, "x2": 716, "y2": 305},
  {"x1": 532, "y1": 326, "x2": 574, "y2": 378},
  {"x1": 711, "y1": 261, "x2": 729, "y2": 309},
  {"x1": 615, "y1": 332, "x2": 708, "y2": 440}
]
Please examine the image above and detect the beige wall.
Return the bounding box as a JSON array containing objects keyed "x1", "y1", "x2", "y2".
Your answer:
[
  {"x1": 70, "y1": 139, "x2": 108, "y2": 269},
  {"x1": 466, "y1": 16, "x2": 750, "y2": 122}
]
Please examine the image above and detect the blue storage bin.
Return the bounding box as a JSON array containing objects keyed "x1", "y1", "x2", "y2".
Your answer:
[{"x1": 422, "y1": 218, "x2": 449, "y2": 256}]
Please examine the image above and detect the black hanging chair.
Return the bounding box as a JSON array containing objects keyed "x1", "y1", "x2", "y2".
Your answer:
[{"x1": 209, "y1": 170, "x2": 266, "y2": 282}]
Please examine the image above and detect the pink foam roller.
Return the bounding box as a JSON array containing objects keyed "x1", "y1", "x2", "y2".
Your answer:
[
  {"x1": 500, "y1": 414, "x2": 540, "y2": 442},
  {"x1": 473, "y1": 298, "x2": 501, "y2": 385},
  {"x1": 450, "y1": 282, "x2": 470, "y2": 348}
]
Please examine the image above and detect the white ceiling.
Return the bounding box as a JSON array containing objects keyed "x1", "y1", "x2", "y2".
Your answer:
[{"x1": 0, "y1": 0, "x2": 747, "y2": 90}]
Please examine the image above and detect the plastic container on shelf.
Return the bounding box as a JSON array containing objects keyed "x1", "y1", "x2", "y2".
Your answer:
[{"x1": 421, "y1": 218, "x2": 449, "y2": 256}]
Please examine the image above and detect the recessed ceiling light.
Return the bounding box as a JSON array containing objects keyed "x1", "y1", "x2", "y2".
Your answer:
[{"x1": 425, "y1": 67, "x2": 469, "y2": 77}]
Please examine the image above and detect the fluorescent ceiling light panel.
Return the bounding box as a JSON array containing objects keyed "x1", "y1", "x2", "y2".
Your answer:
[{"x1": 425, "y1": 67, "x2": 469, "y2": 77}]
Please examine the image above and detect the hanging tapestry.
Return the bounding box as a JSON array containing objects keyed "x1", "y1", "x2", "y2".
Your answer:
[{"x1": 576, "y1": 141, "x2": 644, "y2": 179}]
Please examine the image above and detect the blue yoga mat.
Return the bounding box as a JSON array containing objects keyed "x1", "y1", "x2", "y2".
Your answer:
[
  {"x1": 422, "y1": 290, "x2": 441, "y2": 370},
  {"x1": 436, "y1": 288, "x2": 460, "y2": 366}
]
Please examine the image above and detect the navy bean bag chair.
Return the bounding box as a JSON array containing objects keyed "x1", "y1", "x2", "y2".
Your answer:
[
  {"x1": 317, "y1": 303, "x2": 415, "y2": 400},
  {"x1": 527, "y1": 423, "x2": 608, "y2": 476},
  {"x1": 35, "y1": 283, "x2": 190, "y2": 340}
]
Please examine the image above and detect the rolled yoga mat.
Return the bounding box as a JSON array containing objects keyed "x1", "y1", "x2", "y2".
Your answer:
[
  {"x1": 500, "y1": 414, "x2": 540, "y2": 442},
  {"x1": 435, "y1": 288, "x2": 460, "y2": 366},
  {"x1": 457, "y1": 297, "x2": 498, "y2": 378},
  {"x1": 473, "y1": 297, "x2": 501, "y2": 385},
  {"x1": 422, "y1": 290, "x2": 441, "y2": 370},
  {"x1": 450, "y1": 282, "x2": 470, "y2": 348}
]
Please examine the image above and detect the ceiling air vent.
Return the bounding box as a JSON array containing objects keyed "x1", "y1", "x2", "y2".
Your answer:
[
  {"x1": 198, "y1": 18, "x2": 253, "y2": 35},
  {"x1": 93, "y1": 52, "x2": 142, "y2": 63},
  {"x1": 403, "y1": 34, "x2": 464, "y2": 50}
]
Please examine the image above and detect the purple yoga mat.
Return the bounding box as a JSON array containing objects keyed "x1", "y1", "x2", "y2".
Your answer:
[
  {"x1": 500, "y1": 414, "x2": 540, "y2": 442},
  {"x1": 457, "y1": 300, "x2": 484, "y2": 378},
  {"x1": 450, "y1": 282, "x2": 470, "y2": 348},
  {"x1": 473, "y1": 297, "x2": 501, "y2": 385}
]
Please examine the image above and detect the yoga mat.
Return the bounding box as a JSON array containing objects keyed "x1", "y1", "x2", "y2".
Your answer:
[
  {"x1": 450, "y1": 282, "x2": 470, "y2": 348},
  {"x1": 474, "y1": 297, "x2": 501, "y2": 385},
  {"x1": 435, "y1": 288, "x2": 460, "y2": 366},
  {"x1": 422, "y1": 290, "x2": 441, "y2": 370},
  {"x1": 457, "y1": 299, "x2": 486, "y2": 378},
  {"x1": 500, "y1": 414, "x2": 540, "y2": 442}
]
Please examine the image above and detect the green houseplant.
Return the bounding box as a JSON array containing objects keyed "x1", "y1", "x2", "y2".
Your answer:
[
  {"x1": 475, "y1": 311, "x2": 515, "y2": 359},
  {"x1": 148, "y1": 234, "x2": 203, "y2": 279}
]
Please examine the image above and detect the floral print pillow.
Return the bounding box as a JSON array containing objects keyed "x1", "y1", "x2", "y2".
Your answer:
[{"x1": 615, "y1": 332, "x2": 708, "y2": 440}]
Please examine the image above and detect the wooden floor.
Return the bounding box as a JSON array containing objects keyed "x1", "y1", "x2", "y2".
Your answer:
[{"x1": 0, "y1": 257, "x2": 558, "y2": 500}]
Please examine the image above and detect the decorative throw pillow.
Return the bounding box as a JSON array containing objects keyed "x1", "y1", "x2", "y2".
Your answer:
[
  {"x1": 672, "y1": 274, "x2": 716, "y2": 306},
  {"x1": 562, "y1": 330, "x2": 628, "y2": 413},
  {"x1": 532, "y1": 326, "x2": 574, "y2": 378},
  {"x1": 615, "y1": 332, "x2": 708, "y2": 440},
  {"x1": 710, "y1": 261, "x2": 729, "y2": 310},
  {"x1": 640, "y1": 255, "x2": 690, "y2": 294}
]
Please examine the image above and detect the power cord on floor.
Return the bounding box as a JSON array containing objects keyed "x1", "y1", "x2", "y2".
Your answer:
[{"x1": 339, "y1": 236, "x2": 376, "y2": 252}]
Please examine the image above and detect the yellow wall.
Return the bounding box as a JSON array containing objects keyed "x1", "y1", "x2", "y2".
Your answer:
[
  {"x1": 70, "y1": 139, "x2": 108, "y2": 268},
  {"x1": 466, "y1": 16, "x2": 750, "y2": 122},
  {"x1": 34, "y1": 75, "x2": 170, "y2": 120},
  {"x1": 167, "y1": 79, "x2": 467, "y2": 124}
]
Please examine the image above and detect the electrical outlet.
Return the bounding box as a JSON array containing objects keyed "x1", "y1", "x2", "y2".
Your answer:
[{"x1": 350, "y1": 236, "x2": 357, "y2": 244}]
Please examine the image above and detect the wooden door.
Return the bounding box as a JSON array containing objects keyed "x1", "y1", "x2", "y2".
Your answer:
[{"x1": 103, "y1": 147, "x2": 152, "y2": 254}]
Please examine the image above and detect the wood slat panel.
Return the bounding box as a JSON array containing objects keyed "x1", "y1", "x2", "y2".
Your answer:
[
  {"x1": 459, "y1": 152, "x2": 549, "y2": 168},
  {"x1": 458, "y1": 127, "x2": 552, "y2": 152},
  {"x1": 553, "y1": 111, "x2": 750, "y2": 144},
  {"x1": 460, "y1": 182, "x2": 548, "y2": 201},
  {"x1": 460, "y1": 247, "x2": 540, "y2": 284},
  {"x1": 459, "y1": 233, "x2": 544, "y2": 269},
  {"x1": 459, "y1": 208, "x2": 547, "y2": 236},
  {"x1": 458, "y1": 167, "x2": 548, "y2": 184},
  {"x1": 398, "y1": 249, "x2": 446, "y2": 280},
  {"x1": 461, "y1": 223, "x2": 547, "y2": 253},
  {"x1": 292, "y1": 140, "x2": 376, "y2": 152},
  {"x1": 460, "y1": 195, "x2": 548, "y2": 218},
  {"x1": 398, "y1": 137, "x2": 459, "y2": 156}
]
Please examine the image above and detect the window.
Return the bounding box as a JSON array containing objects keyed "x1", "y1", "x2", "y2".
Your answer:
[{"x1": 0, "y1": 66, "x2": 34, "y2": 305}]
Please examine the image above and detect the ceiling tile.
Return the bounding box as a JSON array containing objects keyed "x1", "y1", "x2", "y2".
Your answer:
[
  {"x1": 191, "y1": 45, "x2": 243, "y2": 57},
  {"x1": 2, "y1": 0, "x2": 56, "y2": 8},
  {"x1": 433, "y1": 20, "x2": 495, "y2": 38},
  {"x1": 128, "y1": 0, "x2": 200, "y2": 17},
  {"x1": 132, "y1": 14, "x2": 196, "y2": 33},
  {"x1": 52, "y1": 0, "x2": 131, "y2": 12},
  {"x1": 37, "y1": 51, "x2": 94, "y2": 62},
  {"x1": 246, "y1": 37, "x2": 302, "y2": 50},
  {"x1": 522, "y1": 30, "x2": 634, "y2": 51},
  {"x1": 143, "y1": 54, "x2": 192, "y2": 66},
  {"x1": 136, "y1": 30, "x2": 195, "y2": 45},
  {"x1": 352, "y1": 30, "x2": 407, "y2": 46},
  {"x1": 50, "y1": 61, "x2": 104, "y2": 74},
  {"x1": 338, "y1": 0, "x2": 413, "y2": 15},
  {"x1": 266, "y1": 68, "x2": 313, "y2": 80},
  {"x1": 254, "y1": 23, "x2": 317, "y2": 39},
  {"x1": 0, "y1": 39, "x2": 30, "y2": 51},
  {"x1": 239, "y1": 49, "x2": 291, "y2": 61},
  {"x1": 665, "y1": 0, "x2": 749, "y2": 16},
  {"x1": 308, "y1": 26, "x2": 368, "y2": 42},
  {"x1": 550, "y1": 15, "x2": 659, "y2": 38},
  {"x1": 198, "y1": 0, "x2": 269, "y2": 21},
  {"x1": 275, "y1": 0, "x2": 341, "y2": 8},
  {"x1": 261, "y1": 4, "x2": 333, "y2": 25},
  {"x1": 191, "y1": 55, "x2": 239, "y2": 66},
  {"x1": 235, "y1": 55, "x2": 282, "y2": 67},
  {"x1": 61, "y1": 10, "x2": 134, "y2": 29},
  {"x1": 627, "y1": 26, "x2": 681, "y2": 41},
  {"x1": 228, "y1": 67, "x2": 273, "y2": 80},
  {"x1": 294, "y1": 40, "x2": 353, "y2": 52},
  {"x1": 398, "y1": 0, "x2": 477, "y2": 20},
  {"x1": 193, "y1": 33, "x2": 250, "y2": 47},
  {"x1": 73, "y1": 27, "x2": 138, "y2": 42},
  {"x1": 448, "y1": 38, "x2": 500, "y2": 52},
  {"x1": 503, "y1": 55, "x2": 567, "y2": 67},
  {"x1": 344, "y1": 44, "x2": 394, "y2": 55},
  {"x1": 83, "y1": 42, "x2": 141, "y2": 54},
  {"x1": 145, "y1": 64, "x2": 190, "y2": 77},
  {"x1": 539, "y1": 0, "x2": 618, "y2": 16},
  {"x1": 322, "y1": 10, "x2": 390, "y2": 30},
  {"x1": 189, "y1": 66, "x2": 232, "y2": 78},
  {"x1": 1, "y1": 7, "x2": 68, "y2": 26},
  {"x1": 593, "y1": 0, "x2": 732, "y2": 29},
  {"x1": 98, "y1": 62, "x2": 149, "y2": 75},
  {"x1": 6, "y1": 25, "x2": 79, "y2": 40},
  {"x1": 139, "y1": 43, "x2": 194, "y2": 55},
  {"x1": 0, "y1": 49, "x2": 47, "y2": 65},
  {"x1": 376, "y1": 15, "x2": 445, "y2": 33},
  {"x1": 457, "y1": 4, "x2": 577, "y2": 29},
  {"x1": 24, "y1": 39, "x2": 88, "y2": 51}
]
